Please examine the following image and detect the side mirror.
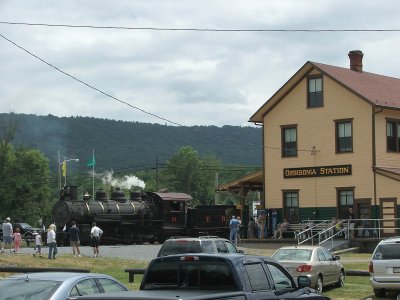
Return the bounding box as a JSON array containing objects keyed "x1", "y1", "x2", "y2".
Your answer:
[
  {"x1": 238, "y1": 249, "x2": 244, "y2": 254},
  {"x1": 334, "y1": 255, "x2": 341, "y2": 260},
  {"x1": 297, "y1": 276, "x2": 311, "y2": 288}
]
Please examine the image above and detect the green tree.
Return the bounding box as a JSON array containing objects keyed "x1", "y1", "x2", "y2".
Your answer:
[
  {"x1": 0, "y1": 116, "x2": 52, "y2": 225},
  {"x1": 166, "y1": 146, "x2": 223, "y2": 205}
]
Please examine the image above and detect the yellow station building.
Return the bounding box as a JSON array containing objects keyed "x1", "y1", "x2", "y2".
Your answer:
[{"x1": 249, "y1": 50, "x2": 400, "y2": 234}]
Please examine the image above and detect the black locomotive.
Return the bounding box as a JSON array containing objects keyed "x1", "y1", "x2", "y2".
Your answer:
[{"x1": 52, "y1": 186, "x2": 241, "y2": 245}]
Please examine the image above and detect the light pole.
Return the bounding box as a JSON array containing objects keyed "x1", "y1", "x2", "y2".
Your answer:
[{"x1": 59, "y1": 157, "x2": 79, "y2": 189}]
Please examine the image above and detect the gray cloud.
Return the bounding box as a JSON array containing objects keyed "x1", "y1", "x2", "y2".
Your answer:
[{"x1": 1, "y1": 0, "x2": 400, "y2": 126}]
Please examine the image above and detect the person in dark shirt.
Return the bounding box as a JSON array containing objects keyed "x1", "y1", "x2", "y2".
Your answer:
[{"x1": 68, "y1": 221, "x2": 81, "y2": 257}]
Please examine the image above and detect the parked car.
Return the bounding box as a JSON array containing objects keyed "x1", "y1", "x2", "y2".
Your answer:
[
  {"x1": 0, "y1": 272, "x2": 129, "y2": 299},
  {"x1": 13, "y1": 222, "x2": 44, "y2": 245},
  {"x1": 78, "y1": 253, "x2": 329, "y2": 299},
  {"x1": 272, "y1": 245, "x2": 345, "y2": 293},
  {"x1": 157, "y1": 236, "x2": 243, "y2": 257},
  {"x1": 369, "y1": 236, "x2": 400, "y2": 297}
]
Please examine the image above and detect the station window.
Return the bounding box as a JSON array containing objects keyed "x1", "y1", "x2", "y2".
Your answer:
[
  {"x1": 337, "y1": 188, "x2": 354, "y2": 219},
  {"x1": 281, "y1": 126, "x2": 297, "y2": 157},
  {"x1": 283, "y1": 191, "x2": 299, "y2": 223},
  {"x1": 387, "y1": 120, "x2": 400, "y2": 152},
  {"x1": 336, "y1": 120, "x2": 353, "y2": 153},
  {"x1": 308, "y1": 77, "x2": 323, "y2": 107}
]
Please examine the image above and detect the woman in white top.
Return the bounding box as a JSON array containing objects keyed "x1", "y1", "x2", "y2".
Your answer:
[{"x1": 47, "y1": 224, "x2": 57, "y2": 259}]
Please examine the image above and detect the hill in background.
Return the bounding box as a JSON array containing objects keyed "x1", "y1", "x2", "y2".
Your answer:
[{"x1": 0, "y1": 113, "x2": 262, "y2": 173}]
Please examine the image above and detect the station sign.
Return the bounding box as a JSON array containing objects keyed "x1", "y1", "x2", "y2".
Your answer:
[{"x1": 283, "y1": 164, "x2": 352, "y2": 178}]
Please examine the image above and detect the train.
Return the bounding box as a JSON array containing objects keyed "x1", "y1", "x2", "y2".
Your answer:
[{"x1": 52, "y1": 185, "x2": 245, "y2": 245}]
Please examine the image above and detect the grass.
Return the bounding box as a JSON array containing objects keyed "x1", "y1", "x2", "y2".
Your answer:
[{"x1": 0, "y1": 252, "x2": 389, "y2": 299}]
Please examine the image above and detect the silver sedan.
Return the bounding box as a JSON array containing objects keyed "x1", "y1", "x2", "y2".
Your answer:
[
  {"x1": 272, "y1": 245, "x2": 345, "y2": 293},
  {"x1": 0, "y1": 272, "x2": 129, "y2": 299}
]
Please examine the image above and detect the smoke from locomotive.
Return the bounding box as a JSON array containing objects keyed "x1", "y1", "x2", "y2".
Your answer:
[{"x1": 52, "y1": 186, "x2": 240, "y2": 245}]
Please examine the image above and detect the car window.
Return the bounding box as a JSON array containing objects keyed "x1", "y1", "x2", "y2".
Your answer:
[
  {"x1": 225, "y1": 241, "x2": 238, "y2": 253},
  {"x1": 373, "y1": 244, "x2": 400, "y2": 260},
  {"x1": 200, "y1": 240, "x2": 214, "y2": 253},
  {"x1": 158, "y1": 240, "x2": 202, "y2": 256},
  {"x1": 74, "y1": 278, "x2": 101, "y2": 296},
  {"x1": 266, "y1": 263, "x2": 293, "y2": 290},
  {"x1": 272, "y1": 249, "x2": 311, "y2": 261},
  {"x1": 216, "y1": 240, "x2": 228, "y2": 253},
  {"x1": 143, "y1": 260, "x2": 235, "y2": 290},
  {"x1": 97, "y1": 278, "x2": 127, "y2": 293},
  {"x1": 244, "y1": 263, "x2": 271, "y2": 291},
  {"x1": 0, "y1": 279, "x2": 61, "y2": 299},
  {"x1": 317, "y1": 249, "x2": 326, "y2": 261},
  {"x1": 322, "y1": 248, "x2": 334, "y2": 260}
]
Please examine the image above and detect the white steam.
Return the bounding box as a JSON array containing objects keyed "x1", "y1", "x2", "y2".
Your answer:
[{"x1": 101, "y1": 170, "x2": 146, "y2": 189}]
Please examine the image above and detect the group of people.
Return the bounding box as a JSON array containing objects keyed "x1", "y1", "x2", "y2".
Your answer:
[
  {"x1": 1, "y1": 217, "x2": 104, "y2": 258},
  {"x1": 1, "y1": 217, "x2": 22, "y2": 253}
]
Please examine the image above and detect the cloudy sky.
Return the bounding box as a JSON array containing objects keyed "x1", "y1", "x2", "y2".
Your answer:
[{"x1": 1, "y1": 0, "x2": 400, "y2": 127}]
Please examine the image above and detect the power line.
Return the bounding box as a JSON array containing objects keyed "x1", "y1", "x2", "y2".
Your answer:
[
  {"x1": 0, "y1": 32, "x2": 314, "y2": 154},
  {"x1": 1, "y1": 21, "x2": 399, "y2": 32}
]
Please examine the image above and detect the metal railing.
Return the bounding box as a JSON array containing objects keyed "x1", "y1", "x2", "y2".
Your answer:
[{"x1": 296, "y1": 218, "x2": 400, "y2": 249}]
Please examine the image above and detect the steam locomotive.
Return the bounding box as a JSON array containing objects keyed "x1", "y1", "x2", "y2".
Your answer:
[{"x1": 52, "y1": 186, "x2": 242, "y2": 245}]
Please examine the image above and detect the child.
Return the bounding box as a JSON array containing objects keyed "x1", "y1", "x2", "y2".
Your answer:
[
  {"x1": 12, "y1": 228, "x2": 22, "y2": 253},
  {"x1": 33, "y1": 232, "x2": 42, "y2": 257}
]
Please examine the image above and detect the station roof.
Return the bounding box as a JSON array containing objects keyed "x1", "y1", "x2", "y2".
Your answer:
[{"x1": 216, "y1": 170, "x2": 263, "y2": 194}]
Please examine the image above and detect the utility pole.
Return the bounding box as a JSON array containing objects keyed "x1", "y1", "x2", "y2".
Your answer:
[
  {"x1": 215, "y1": 172, "x2": 219, "y2": 204},
  {"x1": 156, "y1": 156, "x2": 159, "y2": 191}
]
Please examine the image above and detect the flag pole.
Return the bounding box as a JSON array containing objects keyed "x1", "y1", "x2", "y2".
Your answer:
[{"x1": 92, "y1": 149, "x2": 95, "y2": 199}]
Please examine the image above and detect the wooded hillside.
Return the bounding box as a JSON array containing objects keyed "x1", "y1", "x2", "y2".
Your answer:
[{"x1": 0, "y1": 113, "x2": 262, "y2": 173}]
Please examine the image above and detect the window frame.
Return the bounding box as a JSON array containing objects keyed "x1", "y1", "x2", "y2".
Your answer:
[
  {"x1": 337, "y1": 187, "x2": 354, "y2": 219},
  {"x1": 282, "y1": 190, "x2": 299, "y2": 223},
  {"x1": 307, "y1": 76, "x2": 324, "y2": 108},
  {"x1": 386, "y1": 119, "x2": 400, "y2": 152},
  {"x1": 281, "y1": 125, "x2": 298, "y2": 158},
  {"x1": 335, "y1": 119, "x2": 353, "y2": 153}
]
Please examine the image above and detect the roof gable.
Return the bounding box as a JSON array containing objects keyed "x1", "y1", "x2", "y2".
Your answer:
[{"x1": 250, "y1": 61, "x2": 400, "y2": 123}]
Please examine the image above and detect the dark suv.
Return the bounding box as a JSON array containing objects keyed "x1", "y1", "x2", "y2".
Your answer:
[{"x1": 157, "y1": 236, "x2": 243, "y2": 257}]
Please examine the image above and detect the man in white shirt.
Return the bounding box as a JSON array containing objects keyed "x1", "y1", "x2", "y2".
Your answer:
[{"x1": 90, "y1": 222, "x2": 103, "y2": 257}]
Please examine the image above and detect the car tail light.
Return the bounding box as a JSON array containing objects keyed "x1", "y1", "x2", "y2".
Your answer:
[
  {"x1": 369, "y1": 261, "x2": 373, "y2": 273},
  {"x1": 296, "y1": 265, "x2": 312, "y2": 272},
  {"x1": 180, "y1": 256, "x2": 199, "y2": 261}
]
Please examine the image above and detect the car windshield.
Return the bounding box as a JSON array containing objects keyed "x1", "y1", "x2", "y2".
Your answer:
[
  {"x1": 272, "y1": 249, "x2": 312, "y2": 261},
  {"x1": 373, "y1": 244, "x2": 400, "y2": 260},
  {"x1": 0, "y1": 279, "x2": 61, "y2": 300},
  {"x1": 18, "y1": 223, "x2": 32, "y2": 229},
  {"x1": 159, "y1": 240, "x2": 203, "y2": 256}
]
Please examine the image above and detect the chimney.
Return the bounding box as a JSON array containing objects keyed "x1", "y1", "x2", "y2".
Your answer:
[{"x1": 348, "y1": 50, "x2": 364, "y2": 72}]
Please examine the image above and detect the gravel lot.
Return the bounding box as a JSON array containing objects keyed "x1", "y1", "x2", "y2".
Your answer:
[{"x1": 17, "y1": 242, "x2": 369, "y2": 262}]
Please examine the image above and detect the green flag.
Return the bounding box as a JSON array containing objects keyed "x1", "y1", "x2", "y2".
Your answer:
[{"x1": 87, "y1": 155, "x2": 96, "y2": 167}]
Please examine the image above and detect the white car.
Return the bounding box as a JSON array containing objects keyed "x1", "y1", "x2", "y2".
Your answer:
[{"x1": 369, "y1": 236, "x2": 400, "y2": 297}]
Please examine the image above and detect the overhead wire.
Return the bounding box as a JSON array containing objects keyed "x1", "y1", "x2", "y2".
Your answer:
[
  {"x1": 1, "y1": 21, "x2": 399, "y2": 32},
  {"x1": 0, "y1": 28, "x2": 313, "y2": 153}
]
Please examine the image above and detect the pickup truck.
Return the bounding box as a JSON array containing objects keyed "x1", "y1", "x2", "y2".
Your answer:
[{"x1": 79, "y1": 253, "x2": 330, "y2": 299}]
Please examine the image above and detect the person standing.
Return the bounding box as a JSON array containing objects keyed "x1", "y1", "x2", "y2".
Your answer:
[
  {"x1": 347, "y1": 207, "x2": 355, "y2": 239},
  {"x1": 12, "y1": 228, "x2": 22, "y2": 253},
  {"x1": 1, "y1": 217, "x2": 13, "y2": 253},
  {"x1": 47, "y1": 224, "x2": 57, "y2": 259},
  {"x1": 229, "y1": 216, "x2": 240, "y2": 245},
  {"x1": 68, "y1": 221, "x2": 81, "y2": 257},
  {"x1": 90, "y1": 222, "x2": 103, "y2": 257},
  {"x1": 247, "y1": 218, "x2": 256, "y2": 239},
  {"x1": 33, "y1": 233, "x2": 42, "y2": 257},
  {"x1": 257, "y1": 212, "x2": 267, "y2": 239}
]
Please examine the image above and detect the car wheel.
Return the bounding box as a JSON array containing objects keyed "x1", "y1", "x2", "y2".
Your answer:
[
  {"x1": 336, "y1": 269, "x2": 345, "y2": 287},
  {"x1": 373, "y1": 289, "x2": 386, "y2": 297},
  {"x1": 315, "y1": 275, "x2": 323, "y2": 294}
]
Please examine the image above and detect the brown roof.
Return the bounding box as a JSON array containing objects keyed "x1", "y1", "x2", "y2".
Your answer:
[
  {"x1": 152, "y1": 192, "x2": 192, "y2": 202},
  {"x1": 250, "y1": 61, "x2": 400, "y2": 123},
  {"x1": 313, "y1": 62, "x2": 400, "y2": 108}
]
